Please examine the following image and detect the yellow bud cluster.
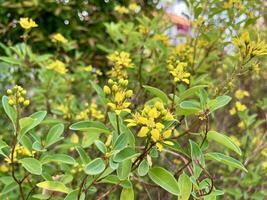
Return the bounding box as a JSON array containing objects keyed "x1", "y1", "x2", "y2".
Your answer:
[
  {"x1": 56, "y1": 104, "x2": 71, "y2": 119},
  {"x1": 229, "y1": 101, "x2": 247, "y2": 115},
  {"x1": 114, "y1": 5, "x2": 129, "y2": 14},
  {"x1": 125, "y1": 101, "x2": 175, "y2": 151},
  {"x1": 51, "y1": 33, "x2": 68, "y2": 44},
  {"x1": 70, "y1": 163, "x2": 84, "y2": 174},
  {"x1": 153, "y1": 34, "x2": 170, "y2": 46},
  {"x1": 5, "y1": 145, "x2": 34, "y2": 164},
  {"x1": 104, "y1": 78, "x2": 133, "y2": 115},
  {"x1": 47, "y1": 60, "x2": 68, "y2": 74},
  {"x1": 173, "y1": 43, "x2": 194, "y2": 65},
  {"x1": 167, "y1": 61, "x2": 190, "y2": 84},
  {"x1": 232, "y1": 32, "x2": 267, "y2": 60},
  {"x1": 107, "y1": 51, "x2": 133, "y2": 79},
  {"x1": 6, "y1": 85, "x2": 30, "y2": 107},
  {"x1": 223, "y1": 0, "x2": 244, "y2": 10},
  {"x1": 76, "y1": 101, "x2": 104, "y2": 120},
  {"x1": 235, "y1": 89, "x2": 249, "y2": 100}
]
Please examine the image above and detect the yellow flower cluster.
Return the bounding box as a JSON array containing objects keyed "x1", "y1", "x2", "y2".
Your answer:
[
  {"x1": 232, "y1": 32, "x2": 267, "y2": 60},
  {"x1": 76, "y1": 101, "x2": 104, "y2": 120},
  {"x1": 153, "y1": 34, "x2": 170, "y2": 46},
  {"x1": 47, "y1": 60, "x2": 67, "y2": 74},
  {"x1": 114, "y1": 5, "x2": 129, "y2": 14},
  {"x1": 167, "y1": 61, "x2": 191, "y2": 84},
  {"x1": 103, "y1": 79, "x2": 133, "y2": 115},
  {"x1": 252, "y1": 63, "x2": 260, "y2": 74},
  {"x1": 5, "y1": 145, "x2": 34, "y2": 164},
  {"x1": 51, "y1": 33, "x2": 68, "y2": 44},
  {"x1": 223, "y1": 0, "x2": 244, "y2": 10},
  {"x1": 19, "y1": 17, "x2": 38, "y2": 30},
  {"x1": 114, "y1": 3, "x2": 139, "y2": 14},
  {"x1": 126, "y1": 101, "x2": 174, "y2": 151},
  {"x1": 235, "y1": 89, "x2": 249, "y2": 100},
  {"x1": 173, "y1": 44, "x2": 194, "y2": 65},
  {"x1": 6, "y1": 85, "x2": 30, "y2": 107},
  {"x1": 138, "y1": 25, "x2": 150, "y2": 35},
  {"x1": 56, "y1": 104, "x2": 71, "y2": 119},
  {"x1": 107, "y1": 51, "x2": 133, "y2": 79},
  {"x1": 229, "y1": 101, "x2": 247, "y2": 115}
]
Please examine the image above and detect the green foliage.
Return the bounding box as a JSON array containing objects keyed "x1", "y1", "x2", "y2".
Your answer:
[{"x1": 0, "y1": 0, "x2": 266, "y2": 199}]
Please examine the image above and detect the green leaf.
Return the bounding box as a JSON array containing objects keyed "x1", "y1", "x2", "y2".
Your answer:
[
  {"x1": 178, "y1": 172, "x2": 192, "y2": 200},
  {"x1": 113, "y1": 147, "x2": 139, "y2": 162},
  {"x1": 190, "y1": 140, "x2": 205, "y2": 178},
  {"x1": 41, "y1": 154, "x2": 75, "y2": 165},
  {"x1": 64, "y1": 189, "x2": 85, "y2": 200},
  {"x1": 2, "y1": 96, "x2": 16, "y2": 129},
  {"x1": 148, "y1": 167, "x2": 180, "y2": 195},
  {"x1": 45, "y1": 123, "x2": 64, "y2": 147},
  {"x1": 31, "y1": 194, "x2": 50, "y2": 199},
  {"x1": 120, "y1": 187, "x2": 134, "y2": 200},
  {"x1": 69, "y1": 120, "x2": 109, "y2": 134},
  {"x1": 143, "y1": 85, "x2": 169, "y2": 103},
  {"x1": 37, "y1": 181, "x2": 70, "y2": 193},
  {"x1": 113, "y1": 133, "x2": 128, "y2": 151},
  {"x1": 138, "y1": 159, "x2": 149, "y2": 176},
  {"x1": 94, "y1": 140, "x2": 107, "y2": 154},
  {"x1": 84, "y1": 158, "x2": 105, "y2": 175},
  {"x1": 205, "y1": 152, "x2": 247, "y2": 172},
  {"x1": 117, "y1": 159, "x2": 132, "y2": 180},
  {"x1": 207, "y1": 131, "x2": 242, "y2": 155},
  {"x1": 20, "y1": 157, "x2": 42, "y2": 175},
  {"x1": 207, "y1": 95, "x2": 231, "y2": 112},
  {"x1": 180, "y1": 101, "x2": 201, "y2": 112},
  {"x1": 179, "y1": 85, "x2": 208, "y2": 102},
  {"x1": 76, "y1": 146, "x2": 90, "y2": 164},
  {"x1": 19, "y1": 111, "x2": 47, "y2": 140}
]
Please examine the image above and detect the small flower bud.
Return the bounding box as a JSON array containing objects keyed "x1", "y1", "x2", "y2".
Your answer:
[
  {"x1": 125, "y1": 90, "x2": 133, "y2": 98},
  {"x1": 23, "y1": 100, "x2": 30, "y2": 106},
  {"x1": 108, "y1": 79, "x2": 114, "y2": 85},
  {"x1": 112, "y1": 84, "x2": 118, "y2": 92},
  {"x1": 103, "y1": 85, "x2": 111, "y2": 94},
  {"x1": 18, "y1": 97, "x2": 25, "y2": 103},
  {"x1": 8, "y1": 99, "x2": 14, "y2": 105},
  {"x1": 6, "y1": 89, "x2": 12, "y2": 95},
  {"x1": 123, "y1": 80, "x2": 128, "y2": 86}
]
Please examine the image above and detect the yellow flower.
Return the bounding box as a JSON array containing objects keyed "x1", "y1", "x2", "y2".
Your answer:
[
  {"x1": 138, "y1": 126, "x2": 149, "y2": 137},
  {"x1": 108, "y1": 51, "x2": 133, "y2": 79},
  {"x1": 262, "y1": 161, "x2": 267, "y2": 170},
  {"x1": 229, "y1": 107, "x2": 236, "y2": 115},
  {"x1": 235, "y1": 89, "x2": 249, "y2": 100},
  {"x1": 51, "y1": 33, "x2": 68, "y2": 44},
  {"x1": 104, "y1": 78, "x2": 132, "y2": 115},
  {"x1": 47, "y1": 60, "x2": 67, "y2": 74},
  {"x1": 129, "y1": 3, "x2": 138, "y2": 12},
  {"x1": 151, "y1": 129, "x2": 160, "y2": 142},
  {"x1": 235, "y1": 101, "x2": 247, "y2": 112},
  {"x1": 232, "y1": 31, "x2": 267, "y2": 59},
  {"x1": 168, "y1": 62, "x2": 190, "y2": 84},
  {"x1": 114, "y1": 5, "x2": 129, "y2": 14},
  {"x1": 19, "y1": 17, "x2": 38, "y2": 29},
  {"x1": 56, "y1": 104, "x2": 71, "y2": 119}
]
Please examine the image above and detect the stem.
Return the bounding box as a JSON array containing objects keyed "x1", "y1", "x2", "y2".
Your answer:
[
  {"x1": 116, "y1": 114, "x2": 120, "y2": 134},
  {"x1": 77, "y1": 175, "x2": 87, "y2": 200},
  {"x1": 171, "y1": 83, "x2": 176, "y2": 112},
  {"x1": 10, "y1": 93, "x2": 25, "y2": 200}
]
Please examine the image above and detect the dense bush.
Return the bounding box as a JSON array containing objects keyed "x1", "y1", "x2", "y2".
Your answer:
[{"x1": 0, "y1": 0, "x2": 266, "y2": 199}]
